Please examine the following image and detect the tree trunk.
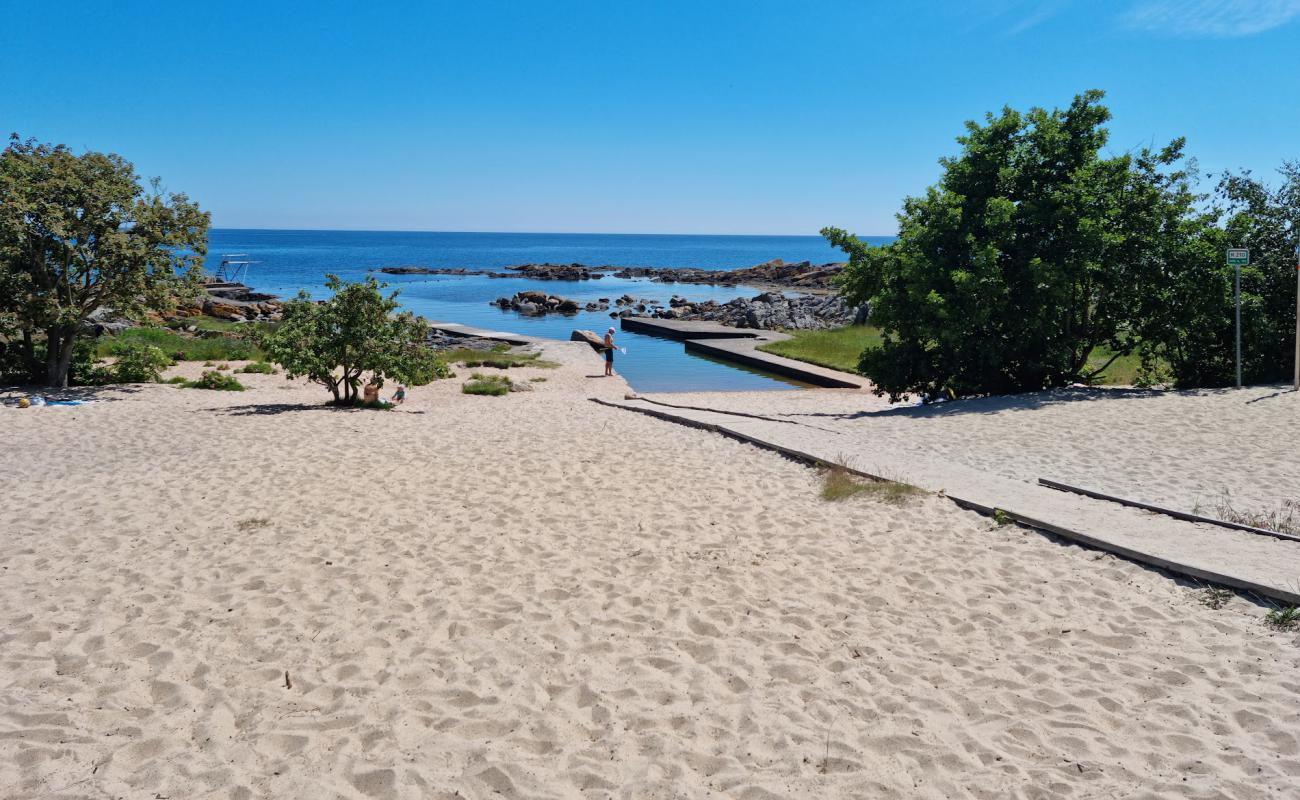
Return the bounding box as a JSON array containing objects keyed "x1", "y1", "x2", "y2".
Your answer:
[
  {"x1": 44, "y1": 327, "x2": 77, "y2": 388},
  {"x1": 21, "y1": 328, "x2": 35, "y2": 377}
]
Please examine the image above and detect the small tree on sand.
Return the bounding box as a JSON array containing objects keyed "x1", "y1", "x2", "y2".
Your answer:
[
  {"x1": 260, "y1": 275, "x2": 449, "y2": 403},
  {"x1": 0, "y1": 135, "x2": 209, "y2": 387}
]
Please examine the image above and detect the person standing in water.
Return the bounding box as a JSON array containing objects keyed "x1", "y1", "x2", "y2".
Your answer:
[{"x1": 604, "y1": 327, "x2": 617, "y2": 377}]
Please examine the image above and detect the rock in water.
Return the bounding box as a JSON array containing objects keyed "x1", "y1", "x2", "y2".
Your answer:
[{"x1": 570, "y1": 330, "x2": 607, "y2": 352}]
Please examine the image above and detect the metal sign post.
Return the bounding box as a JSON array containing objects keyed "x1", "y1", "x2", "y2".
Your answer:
[{"x1": 1227, "y1": 248, "x2": 1249, "y2": 389}]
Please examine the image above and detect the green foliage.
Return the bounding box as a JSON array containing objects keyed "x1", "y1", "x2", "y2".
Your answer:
[
  {"x1": 1085, "y1": 344, "x2": 1163, "y2": 386},
  {"x1": 0, "y1": 135, "x2": 209, "y2": 388},
  {"x1": 441, "y1": 347, "x2": 560, "y2": 369},
  {"x1": 111, "y1": 343, "x2": 173, "y2": 383},
  {"x1": 238, "y1": 361, "x2": 276, "y2": 374},
  {"x1": 1264, "y1": 606, "x2": 1300, "y2": 631},
  {"x1": 1136, "y1": 165, "x2": 1300, "y2": 387},
  {"x1": 462, "y1": 373, "x2": 511, "y2": 396},
  {"x1": 181, "y1": 370, "x2": 246, "y2": 391},
  {"x1": 99, "y1": 326, "x2": 260, "y2": 362},
  {"x1": 756, "y1": 326, "x2": 882, "y2": 373},
  {"x1": 829, "y1": 90, "x2": 1211, "y2": 401},
  {"x1": 993, "y1": 509, "x2": 1013, "y2": 526},
  {"x1": 259, "y1": 275, "x2": 449, "y2": 403}
]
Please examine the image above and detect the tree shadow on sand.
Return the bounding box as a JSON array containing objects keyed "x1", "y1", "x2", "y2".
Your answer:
[
  {"x1": 218, "y1": 402, "x2": 425, "y2": 416},
  {"x1": 1, "y1": 383, "x2": 149, "y2": 404},
  {"x1": 782, "y1": 385, "x2": 1248, "y2": 422}
]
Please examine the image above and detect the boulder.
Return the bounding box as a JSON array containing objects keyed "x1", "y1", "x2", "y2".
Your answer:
[{"x1": 571, "y1": 329, "x2": 606, "y2": 352}]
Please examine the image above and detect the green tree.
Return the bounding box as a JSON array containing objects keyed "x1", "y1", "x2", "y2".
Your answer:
[
  {"x1": 260, "y1": 274, "x2": 449, "y2": 403},
  {"x1": 827, "y1": 90, "x2": 1210, "y2": 401},
  {"x1": 0, "y1": 135, "x2": 210, "y2": 387}
]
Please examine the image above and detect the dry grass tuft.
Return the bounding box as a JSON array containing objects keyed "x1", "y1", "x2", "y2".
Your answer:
[
  {"x1": 1195, "y1": 494, "x2": 1300, "y2": 536},
  {"x1": 819, "y1": 464, "x2": 923, "y2": 504}
]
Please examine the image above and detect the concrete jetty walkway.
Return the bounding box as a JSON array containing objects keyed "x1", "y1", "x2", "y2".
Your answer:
[
  {"x1": 594, "y1": 389, "x2": 1300, "y2": 606},
  {"x1": 427, "y1": 321, "x2": 549, "y2": 346},
  {"x1": 619, "y1": 317, "x2": 870, "y2": 389}
]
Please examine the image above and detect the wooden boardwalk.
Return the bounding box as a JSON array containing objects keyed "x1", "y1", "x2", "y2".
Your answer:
[{"x1": 593, "y1": 394, "x2": 1300, "y2": 606}]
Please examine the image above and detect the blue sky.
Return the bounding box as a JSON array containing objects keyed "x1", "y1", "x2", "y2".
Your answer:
[{"x1": 3, "y1": 1, "x2": 1298, "y2": 235}]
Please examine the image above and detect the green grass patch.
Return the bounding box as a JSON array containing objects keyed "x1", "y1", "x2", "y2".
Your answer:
[
  {"x1": 757, "y1": 326, "x2": 881, "y2": 373},
  {"x1": 819, "y1": 465, "x2": 922, "y2": 504},
  {"x1": 761, "y1": 327, "x2": 1168, "y2": 387},
  {"x1": 462, "y1": 373, "x2": 512, "y2": 396},
  {"x1": 441, "y1": 347, "x2": 559, "y2": 370},
  {"x1": 179, "y1": 370, "x2": 246, "y2": 391},
  {"x1": 98, "y1": 326, "x2": 262, "y2": 362},
  {"x1": 238, "y1": 361, "x2": 276, "y2": 374},
  {"x1": 1086, "y1": 345, "x2": 1147, "y2": 386}
]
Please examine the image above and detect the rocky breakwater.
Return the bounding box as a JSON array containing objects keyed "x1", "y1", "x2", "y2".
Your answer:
[
  {"x1": 500, "y1": 263, "x2": 604, "y2": 281},
  {"x1": 492, "y1": 290, "x2": 596, "y2": 316},
  {"x1": 174, "y1": 282, "x2": 283, "y2": 323},
  {"x1": 378, "y1": 263, "x2": 604, "y2": 280},
  {"x1": 612, "y1": 259, "x2": 845, "y2": 291},
  {"x1": 651, "y1": 291, "x2": 865, "y2": 330}
]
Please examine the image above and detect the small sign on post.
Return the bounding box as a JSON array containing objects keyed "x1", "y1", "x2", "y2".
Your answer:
[{"x1": 1227, "y1": 248, "x2": 1249, "y2": 388}]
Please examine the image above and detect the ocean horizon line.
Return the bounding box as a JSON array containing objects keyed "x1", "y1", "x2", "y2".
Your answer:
[{"x1": 209, "y1": 226, "x2": 896, "y2": 240}]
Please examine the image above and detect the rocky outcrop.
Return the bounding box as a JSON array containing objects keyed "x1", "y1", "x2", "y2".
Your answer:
[
  {"x1": 491, "y1": 291, "x2": 592, "y2": 316},
  {"x1": 379, "y1": 259, "x2": 847, "y2": 290},
  {"x1": 611, "y1": 259, "x2": 846, "y2": 290},
  {"x1": 502, "y1": 263, "x2": 604, "y2": 281},
  {"x1": 377, "y1": 266, "x2": 492, "y2": 276},
  {"x1": 649, "y1": 291, "x2": 865, "y2": 330}
]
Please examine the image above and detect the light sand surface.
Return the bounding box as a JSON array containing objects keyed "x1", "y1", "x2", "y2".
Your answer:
[
  {"x1": 642, "y1": 385, "x2": 1300, "y2": 521},
  {"x1": 2, "y1": 347, "x2": 1299, "y2": 799}
]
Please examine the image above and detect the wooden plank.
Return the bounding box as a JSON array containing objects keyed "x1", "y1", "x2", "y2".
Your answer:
[{"x1": 1037, "y1": 478, "x2": 1300, "y2": 544}]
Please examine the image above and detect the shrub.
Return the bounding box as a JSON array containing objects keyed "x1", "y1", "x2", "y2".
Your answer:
[
  {"x1": 238, "y1": 361, "x2": 276, "y2": 374},
  {"x1": 1264, "y1": 606, "x2": 1300, "y2": 631},
  {"x1": 102, "y1": 326, "x2": 259, "y2": 362},
  {"x1": 441, "y1": 347, "x2": 559, "y2": 369},
  {"x1": 111, "y1": 343, "x2": 174, "y2": 383},
  {"x1": 182, "y1": 370, "x2": 245, "y2": 391},
  {"x1": 828, "y1": 90, "x2": 1211, "y2": 400},
  {"x1": 462, "y1": 373, "x2": 511, "y2": 396}
]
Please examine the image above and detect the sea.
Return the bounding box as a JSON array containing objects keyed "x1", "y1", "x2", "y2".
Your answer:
[{"x1": 208, "y1": 229, "x2": 893, "y2": 392}]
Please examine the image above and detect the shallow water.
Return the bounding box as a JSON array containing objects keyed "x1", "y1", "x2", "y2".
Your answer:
[{"x1": 208, "y1": 229, "x2": 892, "y2": 392}]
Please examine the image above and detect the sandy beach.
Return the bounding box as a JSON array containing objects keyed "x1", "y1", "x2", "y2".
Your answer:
[{"x1": 2, "y1": 344, "x2": 1298, "y2": 799}]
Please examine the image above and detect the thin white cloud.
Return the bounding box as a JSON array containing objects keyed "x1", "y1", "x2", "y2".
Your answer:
[
  {"x1": 1006, "y1": 1, "x2": 1070, "y2": 35},
  {"x1": 1123, "y1": 0, "x2": 1300, "y2": 37}
]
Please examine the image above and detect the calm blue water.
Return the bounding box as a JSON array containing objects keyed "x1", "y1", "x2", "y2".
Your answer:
[{"x1": 207, "y1": 229, "x2": 892, "y2": 392}]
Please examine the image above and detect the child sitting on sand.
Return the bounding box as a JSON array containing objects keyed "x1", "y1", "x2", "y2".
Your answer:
[{"x1": 390, "y1": 385, "x2": 406, "y2": 406}]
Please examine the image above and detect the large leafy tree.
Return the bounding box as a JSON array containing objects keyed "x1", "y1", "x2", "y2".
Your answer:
[
  {"x1": 828, "y1": 90, "x2": 1210, "y2": 400},
  {"x1": 260, "y1": 274, "x2": 449, "y2": 403},
  {"x1": 1144, "y1": 165, "x2": 1298, "y2": 387},
  {"x1": 0, "y1": 135, "x2": 209, "y2": 387}
]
